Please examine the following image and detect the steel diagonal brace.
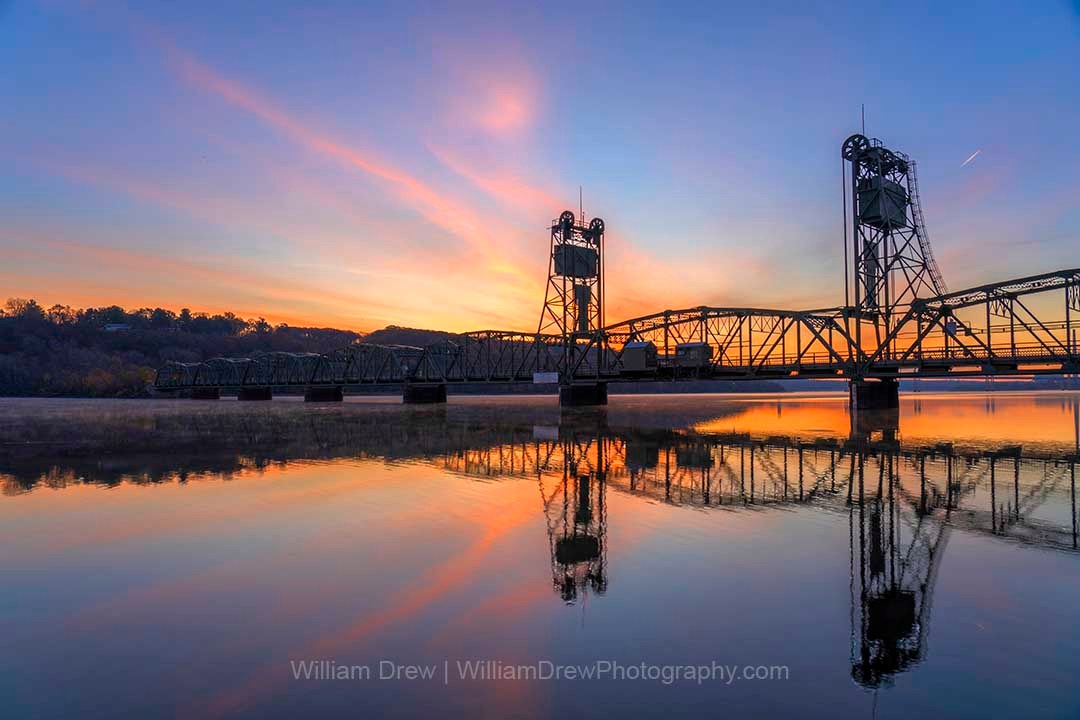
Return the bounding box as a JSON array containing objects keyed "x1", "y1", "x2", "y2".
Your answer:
[
  {"x1": 801, "y1": 318, "x2": 850, "y2": 368},
  {"x1": 753, "y1": 317, "x2": 791, "y2": 371},
  {"x1": 1013, "y1": 295, "x2": 1071, "y2": 356},
  {"x1": 747, "y1": 316, "x2": 783, "y2": 368}
]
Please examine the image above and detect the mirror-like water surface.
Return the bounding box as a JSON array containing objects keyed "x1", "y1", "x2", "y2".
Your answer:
[{"x1": 2, "y1": 392, "x2": 1079, "y2": 719}]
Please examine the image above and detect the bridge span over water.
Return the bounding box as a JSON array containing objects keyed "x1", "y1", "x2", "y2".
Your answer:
[{"x1": 155, "y1": 133, "x2": 1080, "y2": 407}]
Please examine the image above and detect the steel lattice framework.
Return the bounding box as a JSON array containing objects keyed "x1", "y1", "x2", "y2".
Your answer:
[
  {"x1": 154, "y1": 270, "x2": 1080, "y2": 394},
  {"x1": 154, "y1": 134, "x2": 1080, "y2": 395},
  {"x1": 599, "y1": 267, "x2": 1080, "y2": 381}
]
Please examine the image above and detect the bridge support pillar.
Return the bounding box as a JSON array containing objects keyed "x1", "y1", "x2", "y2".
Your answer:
[
  {"x1": 237, "y1": 387, "x2": 273, "y2": 401},
  {"x1": 850, "y1": 378, "x2": 899, "y2": 411},
  {"x1": 304, "y1": 386, "x2": 343, "y2": 402},
  {"x1": 188, "y1": 387, "x2": 220, "y2": 400},
  {"x1": 559, "y1": 382, "x2": 608, "y2": 407},
  {"x1": 403, "y1": 383, "x2": 447, "y2": 404}
]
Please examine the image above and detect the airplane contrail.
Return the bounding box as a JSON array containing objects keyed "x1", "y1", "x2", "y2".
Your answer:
[{"x1": 960, "y1": 149, "x2": 982, "y2": 168}]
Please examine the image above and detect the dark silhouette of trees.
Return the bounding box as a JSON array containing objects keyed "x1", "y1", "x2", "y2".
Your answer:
[{"x1": 0, "y1": 299, "x2": 362, "y2": 397}]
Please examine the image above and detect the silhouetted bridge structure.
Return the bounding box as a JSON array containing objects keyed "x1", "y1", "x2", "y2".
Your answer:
[{"x1": 155, "y1": 133, "x2": 1080, "y2": 408}]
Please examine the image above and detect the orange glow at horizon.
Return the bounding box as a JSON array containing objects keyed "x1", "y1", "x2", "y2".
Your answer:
[
  {"x1": 2, "y1": 19, "x2": 740, "y2": 334},
  {"x1": 4, "y1": 3, "x2": 1078, "y2": 336}
]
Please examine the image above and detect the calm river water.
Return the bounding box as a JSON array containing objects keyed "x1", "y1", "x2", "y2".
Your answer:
[{"x1": 2, "y1": 392, "x2": 1079, "y2": 719}]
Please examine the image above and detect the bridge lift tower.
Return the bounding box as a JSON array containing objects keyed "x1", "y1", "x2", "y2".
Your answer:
[
  {"x1": 538, "y1": 210, "x2": 610, "y2": 405},
  {"x1": 843, "y1": 134, "x2": 948, "y2": 409}
]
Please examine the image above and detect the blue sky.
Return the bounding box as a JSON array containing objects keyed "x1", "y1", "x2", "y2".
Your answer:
[{"x1": 2, "y1": 1, "x2": 1078, "y2": 330}]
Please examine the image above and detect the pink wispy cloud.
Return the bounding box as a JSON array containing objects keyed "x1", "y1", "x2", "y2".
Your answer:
[{"x1": 147, "y1": 30, "x2": 539, "y2": 289}]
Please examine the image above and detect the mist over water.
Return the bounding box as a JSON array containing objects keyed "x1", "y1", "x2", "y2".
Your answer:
[{"x1": 2, "y1": 392, "x2": 1079, "y2": 719}]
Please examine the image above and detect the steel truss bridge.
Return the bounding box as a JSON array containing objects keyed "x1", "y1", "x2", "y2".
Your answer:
[
  {"x1": 154, "y1": 133, "x2": 1080, "y2": 402},
  {"x1": 154, "y1": 268, "x2": 1080, "y2": 391}
]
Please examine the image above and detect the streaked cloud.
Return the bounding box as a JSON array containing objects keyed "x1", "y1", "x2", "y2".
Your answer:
[{"x1": 4, "y1": 2, "x2": 1077, "y2": 334}]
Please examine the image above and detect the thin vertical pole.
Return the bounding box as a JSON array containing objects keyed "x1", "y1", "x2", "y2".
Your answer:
[
  {"x1": 782, "y1": 318, "x2": 788, "y2": 366},
  {"x1": 920, "y1": 455, "x2": 927, "y2": 516},
  {"x1": 799, "y1": 447, "x2": 805, "y2": 501},
  {"x1": 1014, "y1": 458, "x2": 1020, "y2": 522},
  {"x1": 1066, "y1": 282, "x2": 1073, "y2": 355},
  {"x1": 1071, "y1": 461, "x2": 1077, "y2": 549},
  {"x1": 1010, "y1": 298, "x2": 1016, "y2": 356},
  {"x1": 750, "y1": 445, "x2": 755, "y2": 503},
  {"x1": 662, "y1": 315, "x2": 669, "y2": 364},
  {"x1": 783, "y1": 447, "x2": 789, "y2": 501},
  {"x1": 843, "y1": 158, "x2": 850, "y2": 309},
  {"x1": 852, "y1": 157, "x2": 862, "y2": 365},
  {"x1": 990, "y1": 457, "x2": 997, "y2": 532},
  {"x1": 796, "y1": 321, "x2": 802, "y2": 368},
  {"x1": 748, "y1": 318, "x2": 753, "y2": 368},
  {"x1": 740, "y1": 446, "x2": 745, "y2": 499}
]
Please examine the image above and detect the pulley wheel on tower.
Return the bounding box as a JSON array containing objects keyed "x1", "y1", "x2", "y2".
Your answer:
[
  {"x1": 588, "y1": 217, "x2": 605, "y2": 243},
  {"x1": 842, "y1": 134, "x2": 870, "y2": 161},
  {"x1": 559, "y1": 210, "x2": 576, "y2": 236}
]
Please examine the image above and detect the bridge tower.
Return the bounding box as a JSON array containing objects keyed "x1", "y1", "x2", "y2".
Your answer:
[
  {"x1": 538, "y1": 209, "x2": 609, "y2": 404},
  {"x1": 843, "y1": 134, "x2": 948, "y2": 408},
  {"x1": 842, "y1": 134, "x2": 947, "y2": 351}
]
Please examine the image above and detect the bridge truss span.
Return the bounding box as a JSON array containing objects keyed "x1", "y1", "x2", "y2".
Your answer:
[
  {"x1": 864, "y1": 267, "x2": 1080, "y2": 376},
  {"x1": 154, "y1": 269, "x2": 1080, "y2": 393},
  {"x1": 155, "y1": 330, "x2": 602, "y2": 391},
  {"x1": 596, "y1": 266, "x2": 1080, "y2": 381},
  {"x1": 604, "y1": 305, "x2": 858, "y2": 378}
]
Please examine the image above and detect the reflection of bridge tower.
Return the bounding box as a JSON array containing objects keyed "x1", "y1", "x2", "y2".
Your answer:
[
  {"x1": 543, "y1": 434, "x2": 609, "y2": 603},
  {"x1": 538, "y1": 209, "x2": 610, "y2": 404},
  {"x1": 842, "y1": 134, "x2": 947, "y2": 357},
  {"x1": 849, "y1": 452, "x2": 950, "y2": 688}
]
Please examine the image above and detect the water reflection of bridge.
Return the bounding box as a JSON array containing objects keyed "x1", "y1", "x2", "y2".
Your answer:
[
  {"x1": 443, "y1": 428, "x2": 1078, "y2": 688},
  {"x1": 442, "y1": 432, "x2": 1078, "y2": 551},
  {"x1": 4, "y1": 404, "x2": 1077, "y2": 555},
  {"x1": 3, "y1": 401, "x2": 1079, "y2": 689}
]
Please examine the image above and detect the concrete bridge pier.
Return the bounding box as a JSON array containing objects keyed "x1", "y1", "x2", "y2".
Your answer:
[
  {"x1": 189, "y1": 387, "x2": 220, "y2": 400},
  {"x1": 305, "y1": 386, "x2": 343, "y2": 402},
  {"x1": 850, "y1": 378, "x2": 899, "y2": 411},
  {"x1": 403, "y1": 383, "x2": 447, "y2": 404},
  {"x1": 559, "y1": 382, "x2": 608, "y2": 407},
  {"x1": 237, "y1": 387, "x2": 273, "y2": 401}
]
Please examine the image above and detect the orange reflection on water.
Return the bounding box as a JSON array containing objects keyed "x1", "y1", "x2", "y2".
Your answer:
[{"x1": 691, "y1": 392, "x2": 1080, "y2": 451}]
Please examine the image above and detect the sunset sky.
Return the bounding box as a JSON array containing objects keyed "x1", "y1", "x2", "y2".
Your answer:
[{"x1": 3, "y1": 1, "x2": 1079, "y2": 332}]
